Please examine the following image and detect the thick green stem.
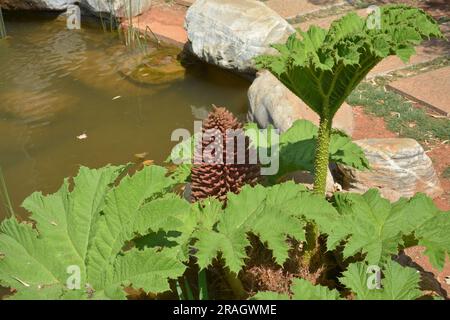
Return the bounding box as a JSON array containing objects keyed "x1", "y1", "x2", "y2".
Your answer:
[
  {"x1": 224, "y1": 268, "x2": 246, "y2": 299},
  {"x1": 303, "y1": 117, "x2": 332, "y2": 268},
  {"x1": 302, "y1": 222, "x2": 320, "y2": 268},
  {"x1": 313, "y1": 117, "x2": 332, "y2": 195}
]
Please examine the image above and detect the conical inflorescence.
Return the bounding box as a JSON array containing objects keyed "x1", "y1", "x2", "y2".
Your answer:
[{"x1": 191, "y1": 106, "x2": 260, "y2": 202}]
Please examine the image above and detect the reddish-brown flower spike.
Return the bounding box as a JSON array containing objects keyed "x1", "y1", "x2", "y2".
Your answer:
[{"x1": 191, "y1": 106, "x2": 260, "y2": 203}]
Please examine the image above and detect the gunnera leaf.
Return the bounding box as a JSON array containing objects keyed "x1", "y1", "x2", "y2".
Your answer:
[
  {"x1": 303, "y1": 189, "x2": 450, "y2": 270},
  {"x1": 0, "y1": 165, "x2": 186, "y2": 299},
  {"x1": 255, "y1": 5, "x2": 443, "y2": 119},
  {"x1": 340, "y1": 260, "x2": 422, "y2": 300},
  {"x1": 192, "y1": 182, "x2": 336, "y2": 273}
]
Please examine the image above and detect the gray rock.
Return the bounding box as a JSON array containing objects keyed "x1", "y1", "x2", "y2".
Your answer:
[
  {"x1": 1, "y1": 0, "x2": 70, "y2": 10},
  {"x1": 185, "y1": 0, "x2": 295, "y2": 74},
  {"x1": 1, "y1": 0, "x2": 152, "y2": 17},
  {"x1": 248, "y1": 70, "x2": 354, "y2": 135},
  {"x1": 337, "y1": 138, "x2": 443, "y2": 201},
  {"x1": 81, "y1": 0, "x2": 152, "y2": 17}
]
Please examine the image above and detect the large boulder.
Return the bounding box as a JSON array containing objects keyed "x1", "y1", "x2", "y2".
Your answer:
[
  {"x1": 1, "y1": 0, "x2": 152, "y2": 17},
  {"x1": 185, "y1": 0, "x2": 295, "y2": 74},
  {"x1": 337, "y1": 138, "x2": 443, "y2": 201},
  {"x1": 248, "y1": 70, "x2": 354, "y2": 135},
  {"x1": 81, "y1": 0, "x2": 152, "y2": 17}
]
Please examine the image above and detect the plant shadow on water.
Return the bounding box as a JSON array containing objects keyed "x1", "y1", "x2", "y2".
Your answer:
[{"x1": 0, "y1": 11, "x2": 250, "y2": 221}]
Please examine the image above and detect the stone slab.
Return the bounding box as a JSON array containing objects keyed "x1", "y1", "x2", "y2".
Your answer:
[
  {"x1": 261, "y1": 0, "x2": 345, "y2": 20},
  {"x1": 124, "y1": 5, "x2": 188, "y2": 47},
  {"x1": 387, "y1": 66, "x2": 450, "y2": 116}
]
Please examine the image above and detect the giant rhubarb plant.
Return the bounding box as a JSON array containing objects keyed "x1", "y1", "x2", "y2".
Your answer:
[
  {"x1": 255, "y1": 5, "x2": 443, "y2": 195},
  {"x1": 0, "y1": 165, "x2": 448, "y2": 299}
]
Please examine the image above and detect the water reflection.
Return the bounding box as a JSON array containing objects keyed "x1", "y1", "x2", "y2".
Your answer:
[{"x1": 0, "y1": 13, "x2": 250, "y2": 220}]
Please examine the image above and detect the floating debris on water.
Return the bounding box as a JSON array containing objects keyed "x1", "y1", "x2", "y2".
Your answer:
[{"x1": 77, "y1": 133, "x2": 88, "y2": 140}]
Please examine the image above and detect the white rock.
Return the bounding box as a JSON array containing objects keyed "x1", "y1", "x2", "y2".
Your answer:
[
  {"x1": 81, "y1": 0, "x2": 152, "y2": 17},
  {"x1": 337, "y1": 138, "x2": 443, "y2": 201},
  {"x1": 1, "y1": 0, "x2": 70, "y2": 10},
  {"x1": 248, "y1": 70, "x2": 354, "y2": 135},
  {"x1": 185, "y1": 0, "x2": 295, "y2": 74}
]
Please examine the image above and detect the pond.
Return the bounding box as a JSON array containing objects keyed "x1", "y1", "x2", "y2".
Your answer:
[{"x1": 0, "y1": 12, "x2": 250, "y2": 221}]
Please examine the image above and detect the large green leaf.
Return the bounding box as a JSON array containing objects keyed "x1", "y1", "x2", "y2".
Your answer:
[
  {"x1": 5, "y1": 285, "x2": 87, "y2": 300},
  {"x1": 245, "y1": 120, "x2": 369, "y2": 180},
  {"x1": 340, "y1": 260, "x2": 422, "y2": 300},
  {"x1": 85, "y1": 165, "x2": 177, "y2": 290},
  {"x1": 331, "y1": 189, "x2": 404, "y2": 264},
  {"x1": 414, "y1": 210, "x2": 450, "y2": 270},
  {"x1": 133, "y1": 195, "x2": 201, "y2": 261},
  {"x1": 0, "y1": 165, "x2": 186, "y2": 299},
  {"x1": 102, "y1": 248, "x2": 186, "y2": 299},
  {"x1": 193, "y1": 182, "x2": 320, "y2": 273},
  {"x1": 305, "y1": 189, "x2": 450, "y2": 269},
  {"x1": 254, "y1": 260, "x2": 422, "y2": 300},
  {"x1": 256, "y1": 5, "x2": 443, "y2": 119},
  {"x1": 168, "y1": 120, "x2": 369, "y2": 183}
]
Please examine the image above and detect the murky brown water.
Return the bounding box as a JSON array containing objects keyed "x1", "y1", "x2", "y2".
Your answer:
[{"x1": 0, "y1": 12, "x2": 250, "y2": 221}]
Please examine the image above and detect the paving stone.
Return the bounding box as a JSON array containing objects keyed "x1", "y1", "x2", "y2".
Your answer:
[
  {"x1": 387, "y1": 66, "x2": 450, "y2": 116},
  {"x1": 261, "y1": 0, "x2": 345, "y2": 20}
]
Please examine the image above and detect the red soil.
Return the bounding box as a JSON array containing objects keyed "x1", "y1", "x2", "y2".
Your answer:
[{"x1": 122, "y1": 1, "x2": 188, "y2": 47}]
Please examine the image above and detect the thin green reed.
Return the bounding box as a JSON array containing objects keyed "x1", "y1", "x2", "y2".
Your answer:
[
  {"x1": 0, "y1": 7, "x2": 7, "y2": 39},
  {"x1": 0, "y1": 166, "x2": 14, "y2": 218},
  {"x1": 96, "y1": 0, "x2": 152, "y2": 53}
]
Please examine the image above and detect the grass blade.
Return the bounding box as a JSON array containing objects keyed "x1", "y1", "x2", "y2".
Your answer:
[
  {"x1": 0, "y1": 166, "x2": 14, "y2": 218},
  {"x1": 183, "y1": 278, "x2": 194, "y2": 300},
  {"x1": 0, "y1": 7, "x2": 7, "y2": 39},
  {"x1": 175, "y1": 280, "x2": 185, "y2": 300},
  {"x1": 198, "y1": 269, "x2": 209, "y2": 300}
]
